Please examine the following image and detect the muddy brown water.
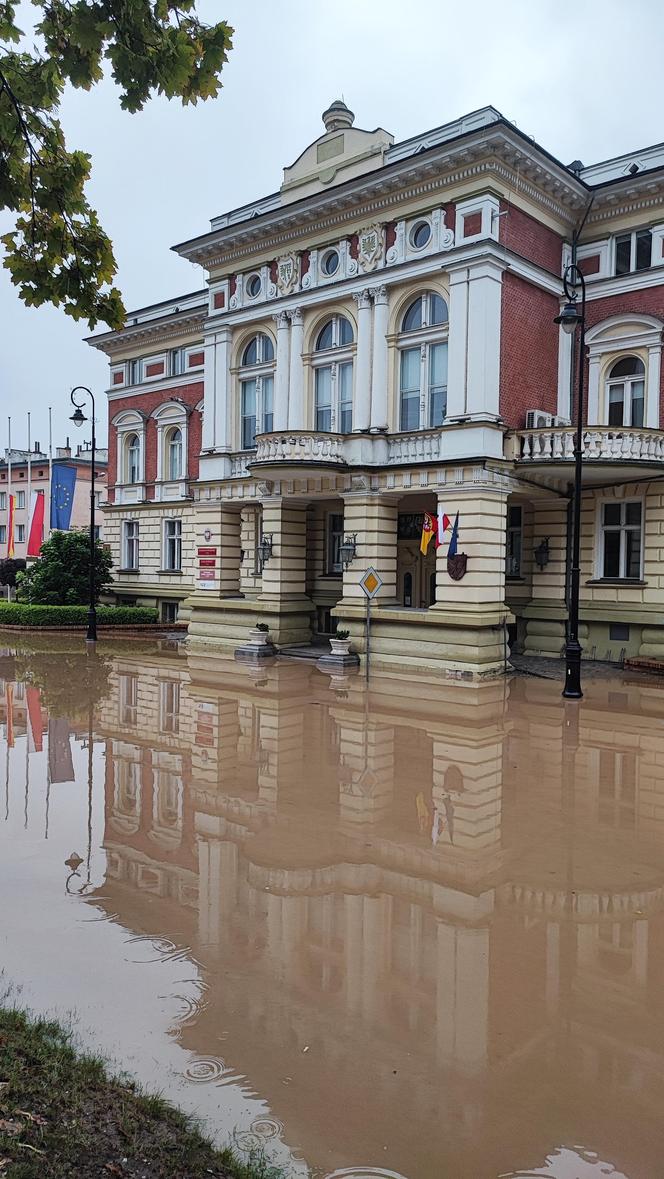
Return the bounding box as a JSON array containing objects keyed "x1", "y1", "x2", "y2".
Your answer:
[{"x1": 1, "y1": 635, "x2": 664, "y2": 1178}]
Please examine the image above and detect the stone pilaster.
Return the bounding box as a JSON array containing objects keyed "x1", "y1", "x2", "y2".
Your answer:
[
  {"x1": 273, "y1": 311, "x2": 290, "y2": 431},
  {"x1": 353, "y1": 288, "x2": 372, "y2": 432},
  {"x1": 340, "y1": 494, "x2": 399, "y2": 604},
  {"x1": 259, "y1": 498, "x2": 313, "y2": 644},
  {"x1": 369, "y1": 284, "x2": 389, "y2": 431},
  {"x1": 287, "y1": 308, "x2": 304, "y2": 429}
]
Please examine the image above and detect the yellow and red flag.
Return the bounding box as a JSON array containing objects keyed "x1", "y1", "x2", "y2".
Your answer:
[
  {"x1": 420, "y1": 512, "x2": 436, "y2": 555},
  {"x1": 6, "y1": 493, "x2": 15, "y2": 557}
]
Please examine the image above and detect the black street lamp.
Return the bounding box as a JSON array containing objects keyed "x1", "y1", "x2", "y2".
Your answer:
[
  {"x1": 70, "y1": 386, "x2": 98, "y2": 643},
  {"x1": 554, "y1": 264, "x2": 587, "y2": 699}
]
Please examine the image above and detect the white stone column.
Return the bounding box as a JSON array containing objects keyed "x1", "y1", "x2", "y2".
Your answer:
[
  {"x1": 647, "y1": 345, "x2": 661, "y2": 428},
  {"x1": 557, "y1": 324, "x2": 574, "y2": 420},
  {"x1": 587, "y1": 354, "x2": 601, "y2": 424},
  {"x1": 446, "y1": 267, "x2": 470, "y2": 420},
  {"x1": 202, "y1": 326, "x2": 232, "y2": 451},
  {"x1": 273, "y1": 311, "x2": 290, "y2": 431},
  {"x1": 369, "y1": 284, "x2": 389, "y2": 431},
  {"x1": 287, "y1": 308, "x2": 304, "y2": 429},
  {"x1": 353, "y1": 288, "x2": 373, "y2": 433},
  {"x1": 466, "y1": 260, "x2": 503, "y2": 419}
]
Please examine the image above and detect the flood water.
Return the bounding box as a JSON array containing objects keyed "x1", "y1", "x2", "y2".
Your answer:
[{"x1": 1, "y1": 635, "x2": 664, "y2": 1178}]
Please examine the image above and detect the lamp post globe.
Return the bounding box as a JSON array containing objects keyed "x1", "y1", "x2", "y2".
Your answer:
[{"x1": 69, "y1": 387, "x2": 98, "y2": 644}]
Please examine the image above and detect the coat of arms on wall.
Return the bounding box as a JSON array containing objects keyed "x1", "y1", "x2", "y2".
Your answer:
[
  {"x1": 447, "y1": 553, "x2": 468, "y2": 581},
  {"x1": 276, "y1": 253, "x2": 299, "y2": 295},
  {"x1": 358, "y1": 224, "x2": 384, "y2": 271}
]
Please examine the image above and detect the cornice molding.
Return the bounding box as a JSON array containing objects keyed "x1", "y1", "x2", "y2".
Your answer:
[{"x1": 91, "y1": 309, "x2": 206, "y2": 354}]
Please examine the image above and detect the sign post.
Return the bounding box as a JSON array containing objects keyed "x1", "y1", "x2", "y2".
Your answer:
[{"x1": 359, "y1": 567, "x2": 383, "y2": 683}]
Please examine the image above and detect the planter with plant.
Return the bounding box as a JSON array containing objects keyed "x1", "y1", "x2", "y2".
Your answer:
[
  {"x1": 330, "y1": 628, "x2": 351, "y2": 656},
  {"x1": 248, "y1": 620, "x2": 271, "y2": 646}
]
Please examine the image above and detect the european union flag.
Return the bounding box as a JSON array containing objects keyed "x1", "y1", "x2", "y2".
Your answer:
[{"x1": 50, "y1": 464, "x2": 77, "y2": 530}]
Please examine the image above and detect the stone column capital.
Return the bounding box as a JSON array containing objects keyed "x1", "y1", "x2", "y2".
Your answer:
[
  {"x1": 289, "y1": 307, "x2": 304, "y2": 326},
  {"x1": 369, "y1": 284, "x2": 388, "y2": 304},
  {"x1": 273, "y1": 311, "x2": 290, "y2": 329},
  {"x1": 353, "y1": 288, "x2": 373, "y2": 310}
]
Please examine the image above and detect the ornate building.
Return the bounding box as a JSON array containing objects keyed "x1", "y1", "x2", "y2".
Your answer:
[{"x1": 91, "y1": 102, "x2": 664, "y2": 673}]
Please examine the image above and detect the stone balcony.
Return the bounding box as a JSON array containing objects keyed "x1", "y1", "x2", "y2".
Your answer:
[
  {"x1": 248, "y1": 431, "x2": 347, "y2": 470},
  {"x1": 512, "y1": 426, "x2": 664, "y2": 463}
]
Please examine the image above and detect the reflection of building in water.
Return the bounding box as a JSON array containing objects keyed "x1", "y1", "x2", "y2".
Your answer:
[{"x1": 95, "y1": 654, "x2": 664, "y2": 1176}]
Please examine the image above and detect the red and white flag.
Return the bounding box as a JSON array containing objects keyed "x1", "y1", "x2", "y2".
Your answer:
[
  {"x1": 27, "y1": 489, "x2": 45, "y2": 557},
  {"x1": 436, "y1": 505, "x2": 452, "y2": 548}
]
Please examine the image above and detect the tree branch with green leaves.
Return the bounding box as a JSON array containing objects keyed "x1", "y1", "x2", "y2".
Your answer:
[{"x1": 0, "y1": 1, "x2": 232, "y2": 329}]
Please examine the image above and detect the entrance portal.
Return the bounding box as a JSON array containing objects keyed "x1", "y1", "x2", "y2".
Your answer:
[{"x1": 396, "y1": 503, "x2": 437, "y2": 608}]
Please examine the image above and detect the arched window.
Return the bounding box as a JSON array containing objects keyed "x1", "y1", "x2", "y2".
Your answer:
[
  {"x1": 313, "y1": 315, "x2": 354, "y2": 433},
  {"x1": 398, "y1": 292, "x2": 448, "y2": 431},
  {"x1": 126, "y1": 433, "x2": 140, "y2": 484},
  {"x1": 240, "y1": 332, "x2": 275, "y2": 449},
  {"x1": 606, "y1": 356, "x2": 645, "y2": 427},
  {"x1": 166, "y1": 427, "x2": 183, "y2": 480}
]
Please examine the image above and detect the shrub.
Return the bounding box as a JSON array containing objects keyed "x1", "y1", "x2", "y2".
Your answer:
[
  {"x1": 0, "y1": 558, "x2": 26, "y2": 587},
  {"x1": 335, "y1": 628, "x2": 350, "y2": 640},
  {"x1": 0, "y1": 603, "x2": 158, "y2": 628},
  {"x1": 17, "y1": 530, "x2": 113, "y2": 605},
  {"x1": 255, "y1": 621, "x2": 270, "y2": 632}
]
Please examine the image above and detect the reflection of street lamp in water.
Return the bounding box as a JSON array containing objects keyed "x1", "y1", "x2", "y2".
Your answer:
[{"x1": 64, "y1": 691, "x2": 95, "y2": 894}]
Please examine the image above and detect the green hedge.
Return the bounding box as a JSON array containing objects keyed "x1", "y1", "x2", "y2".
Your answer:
[{"x1": 0, "y1": 603, "x2": 159, "y2": 627}]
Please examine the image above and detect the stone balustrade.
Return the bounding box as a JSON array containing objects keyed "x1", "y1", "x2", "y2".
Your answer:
[
  {"x1": 516, "y1": 427, "x2": 664, "y2": 463},
  {"x1": 386, "y1": 430, "x2": 443, "y2": 464},
  {"x1": 250, "y1": 431, "x2": 347, "y2": 466},
  {"x1": 229, "y1": 451, "x2": 252, "y2": 477}
]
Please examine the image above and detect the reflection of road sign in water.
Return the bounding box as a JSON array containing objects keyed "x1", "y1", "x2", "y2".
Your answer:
[{"x1": 360, "y1": 567, "x2": 382, "y2": 599}]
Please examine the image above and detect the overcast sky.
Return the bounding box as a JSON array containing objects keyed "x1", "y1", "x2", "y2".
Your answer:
[{"x1": 1, "y1": 0, "x2": 663, "y2": 452}]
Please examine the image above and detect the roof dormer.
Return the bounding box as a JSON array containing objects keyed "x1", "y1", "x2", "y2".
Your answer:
[{"x1": 280, "y1": 100, "x2": 394, "y2": 204}]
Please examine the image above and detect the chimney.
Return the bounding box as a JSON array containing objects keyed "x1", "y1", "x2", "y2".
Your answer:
[{"x1": 34, "y1": 441, "x2": 40, "y2": 453}]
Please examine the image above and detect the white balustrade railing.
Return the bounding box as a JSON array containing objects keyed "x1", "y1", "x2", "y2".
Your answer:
[
  {"x1": 386, "y1": 430, "x2": 442, "y2": 464},
  {"x1": 229, "y1": 451, "x2": 252, "y2": 477},
  {"x1": 252, "y1": 431, "x2": 346, "y2": 464},
  {"x1": 516, "y1": 427, "x2": 664, "y2": 462}
]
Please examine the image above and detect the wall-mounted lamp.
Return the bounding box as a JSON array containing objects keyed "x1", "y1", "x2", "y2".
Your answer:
[
  {"x1": 339, "y1": 533, "x2": 357, "y2": 570},
  {"x1": 257, "y1": 533, "x2": 273, "y2": 571},
  {"x1": 534, "y1": 538, "x2": 550, "y2": 570}
]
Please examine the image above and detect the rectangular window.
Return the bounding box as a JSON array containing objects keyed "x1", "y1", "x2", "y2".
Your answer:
[
  {"x1": 614, "y1": 228, "x2": 652, "y2": 276},
  {"x1": 161, "y1": 601, "x2": 178, "y2": 624},
  {"x1": 16, "y1": 524, "x2": 25, "y2": 543},
  {"x1": 16, "y1": 490, "x2": 25, "y2": 509},
  {"x1": 428, "y1": 342, "x2": 448, "y2": 428},
  {"x1": 159, "y1": 680, "x2": 180, "y2": 734},
  {"x1": 0, "y1": 525, "x2": 5, "y2": 544},
  {"x1": 0, "y1": 492, "x2": 6, "y2": 510},
  {"x1": 170, "y1": 348, "x2": 185, "y2": 377},
  {"x1": 124, "y1": 520, "x2": 139, "y2": 569},
  {"x1": 93, "y1": 525, "x2": 100, "y2": 541},
  {"x1": 609, "y1": 622, "x2": 630, "y2": 642},
  {"x1": 506, "y1": 505, "x2": 523, "y2": 577},
  {"x1": 338, "y1": 362, "x2": 353, "y2": 433},
  {"x1": 120, "y1": 675, "x2": 138, "y2": 726},
  {"x1": 164, "y1": 519, "x2": 182, "y2": 571},
  {"x1": 241, "y1": 379, "x2": 257, "y2": 449},
  {"x1": 262, "y1": 375, "x2": 274, "y2": 434},
  {"x1": 601, "y1": 500, "x2": 642, "y2": 579},
  {"x1": 400, "y1": 348, "x2": 420, "y2": 431},
  {"x1": 315, "y1": 366, "x2": 332, "y2": 432},
  {"x1": 326, "y1": 512, "x2": 344, "y2": 574},
  {"x1": 129, "y1": 359, "x2": 142, "y2": 385},
  {"x1": 94, "y1": 491, "x2": 101, "y2": 507}
]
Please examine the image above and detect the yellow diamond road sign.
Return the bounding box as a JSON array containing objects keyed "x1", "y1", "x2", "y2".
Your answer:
[{"x1": 360, "y1": 567, "x2": 382, "y2": 598}]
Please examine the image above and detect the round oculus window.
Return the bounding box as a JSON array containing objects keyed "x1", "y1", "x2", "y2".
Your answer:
[
  {"x1": 246, "y1": 273, "x2": 262, "y2": 298},
  {"x1": 321, "y1": 249, "x2": 340, "y2": 276},
  {"x1": 410, "y1": 220, "x2": 432, "y2": 249}
]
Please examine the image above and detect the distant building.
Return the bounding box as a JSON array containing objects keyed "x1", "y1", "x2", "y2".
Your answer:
[
  {"x1": 90, "y1": 101, "x2": 664, "y2": 672},
  {"x1": 0, "y1": 441, "x2": 108, "y2": 558}
]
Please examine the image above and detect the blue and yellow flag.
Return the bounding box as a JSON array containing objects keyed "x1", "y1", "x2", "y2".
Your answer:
[{"x1": 50, "y1": 464, "x2": 77, "y2": 530}]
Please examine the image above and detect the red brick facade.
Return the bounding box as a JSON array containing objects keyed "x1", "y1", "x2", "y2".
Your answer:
[
  {"x1": 500, "y1": 273, "x2": 559, "y2": 426},
  {"x1": 585, "y1": 286, "x2": 664, "y2": 420},
  {"x1": 462, "y1": 211, "x2": 482, "y2": 238},
  {"x1": 499, "y1": 202, "x2": 564, "y2": 275},
  {"x1": 108, "y1": 381, "x2": 203, "y2": 503}
]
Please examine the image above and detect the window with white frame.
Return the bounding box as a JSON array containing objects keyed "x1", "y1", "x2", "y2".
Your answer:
[
  {"x1": 615, "y1": 228, "x2": 652, "y2": 276},
  {"x1": 0, "y1": 492, "x2": 5, "y2": 510},
  {"x1": 16, "y1": 490, "x2": 25, "y2": 509},
  {"x1": 123, "y1": 520, "x2": 139, "y2": 569},
  {"x1": 126, "y1": 433, "x2": 141, "y2": 484},
  {"x1": 159, "y1": 680, "x2": 180, "y2": 734},
  {"x1": 0, "y1": 525, "x2": 5, "y2": 544},
  {"x1": 326, "y1": 512, "x2": 344, "y2": 574},
  {"x1": 120, "y1": 675, "x2": 138, "y2": 726},
  {"x1": 606, "y1": 356, "x2": 645, "y2": 427},
  {"x1": 397, "y1": 292, "x2": 448, "y2": 431},
  {"x1": 313, "y1": 315, "x2": 354, "y2": 433},
  {"x1": 16, "y1": 524, "x2": 25, "y2": 543},
  {"x1": 166, "y1": 427, "x2": 183, "y2": 480},
  {"x1": 163, "y1": 518, "x2": 182, "y2": 571},
  {"x1": 600, "y1": 500, "x2": 642, "y2": 580},
  {"x1": 170, "y1": 347, "x2": 185, "y2": 377},
  {"x1": 506, "y1": 505, "x2": 523, "y2": 577},
  {"x1": 129, "y1": 359, "x2": 142, "y2": 385},
  {"x1": 239, "y1": 333, "x2": 275, "y2": 449}
]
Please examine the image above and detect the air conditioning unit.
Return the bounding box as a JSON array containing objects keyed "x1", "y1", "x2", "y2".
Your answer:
[
  {"x1": 552, "y1": 415, "x2": 571, "y2": 427},
  {"x1": 525, "y1": 409, "x2": 554, "y2": 429}
]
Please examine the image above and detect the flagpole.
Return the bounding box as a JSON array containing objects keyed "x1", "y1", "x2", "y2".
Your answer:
[
  {"x1": 6, "y1": 417, "x2": 10, "y2": 569},
  {"x1": 48, "y1": 407, "x2": 53, "y2": 538},
  {"x1": 24, "y1": 707, "x2": 29, "y2": 830},
  {"x1": 26, "y1": 411, "x2": 31, "y2": 562}
]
